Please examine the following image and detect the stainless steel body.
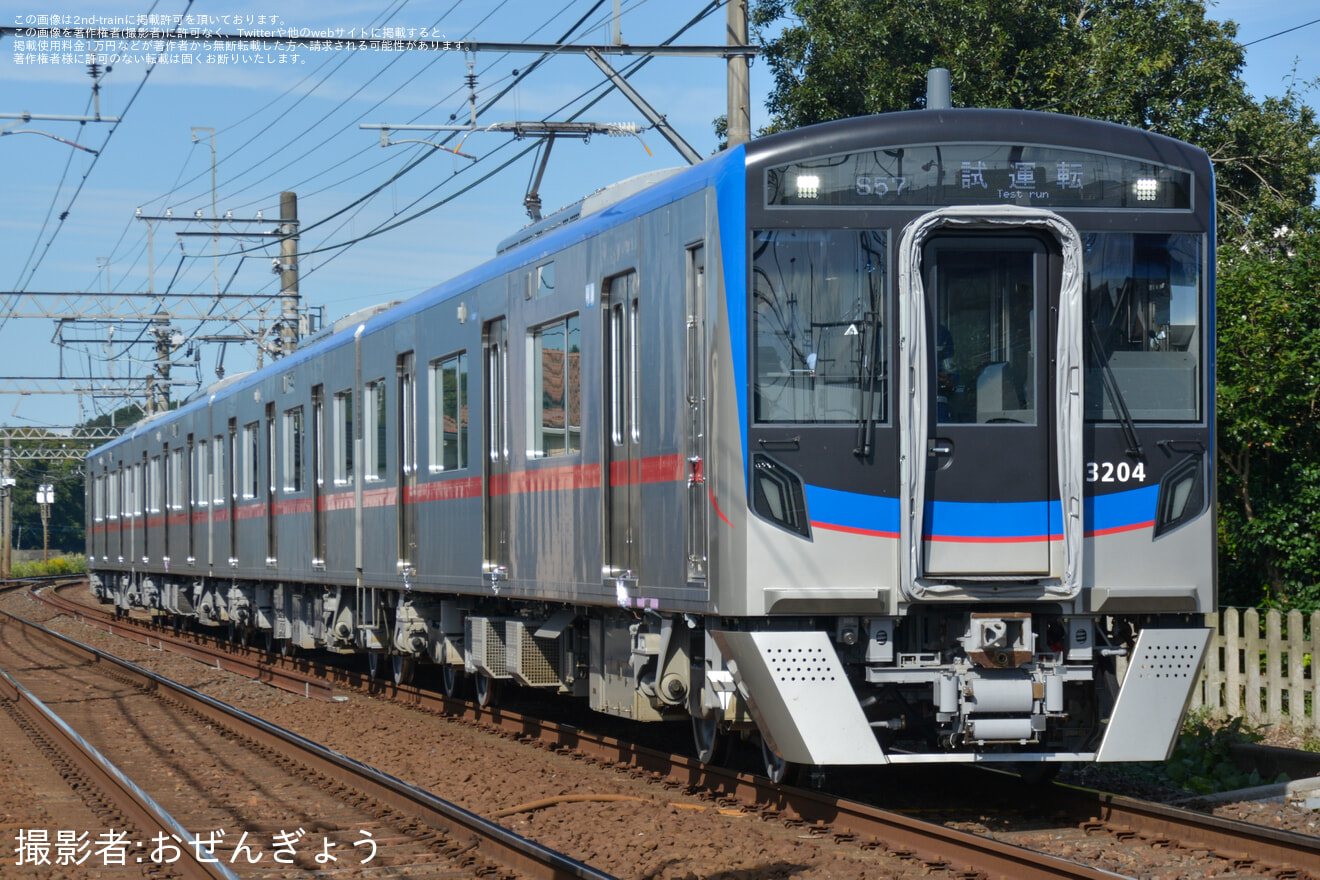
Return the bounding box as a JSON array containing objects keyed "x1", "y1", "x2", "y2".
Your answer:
[{"x1": 87, "y1": 110, "x2": 1216, "y2": 768}]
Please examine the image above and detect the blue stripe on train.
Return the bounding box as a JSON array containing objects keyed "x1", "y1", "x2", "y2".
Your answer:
[{"x1": 801, "y1": 484, "x2": 1160, "y2": 540}]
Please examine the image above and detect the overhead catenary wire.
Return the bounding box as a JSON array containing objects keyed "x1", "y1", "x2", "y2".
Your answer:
[
  {"x1": 165, "y1": 0, "x2": 613, "y2": 370},
  {"x1": 4, "y1": 0, "x2": 199, "y2": 309}
]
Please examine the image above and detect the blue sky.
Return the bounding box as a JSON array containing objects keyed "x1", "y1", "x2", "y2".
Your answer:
[{"x1": 0, "y1": 0, "x2": 1316, "y2": 428}]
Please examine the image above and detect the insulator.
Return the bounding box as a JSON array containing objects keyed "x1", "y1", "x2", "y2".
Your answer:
[{"x1": 607, "y1": 123, "x2": 640, "y2": 136}]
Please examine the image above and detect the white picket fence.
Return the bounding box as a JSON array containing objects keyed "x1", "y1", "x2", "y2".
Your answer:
[{"x1": 1189, "y1": 608, "x2": 1319, "y2": 734}]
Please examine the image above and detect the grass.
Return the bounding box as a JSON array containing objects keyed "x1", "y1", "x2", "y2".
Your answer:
[{"x1": 9, "y1": 555, "x2": 88, "y2": 578}]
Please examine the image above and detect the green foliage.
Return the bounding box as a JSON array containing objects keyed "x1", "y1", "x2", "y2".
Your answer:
[
  {"x1": 80, "y1": 403, "x2": 145, "y2": 430},
  {"x1": 11, "y1": 555, "x2": 87, "y2": 577},
  {"x1": 1216, "y1": 211, "x2": 1320, "y2": 608},
  {"x1": 1122, "y1": 712, "x2": 1287, "y2": 794},
  {"x1": 6, "y1": 445, "x2": 87, "y2": 556}
]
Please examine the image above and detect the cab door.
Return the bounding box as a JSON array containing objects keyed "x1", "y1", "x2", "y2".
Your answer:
[
  {"x1": 898, "y1": 210, "x2": 1084, "y2": 599},
  {"x1": 921, "y1": 235, "x2": 1056, "y2": 576}
]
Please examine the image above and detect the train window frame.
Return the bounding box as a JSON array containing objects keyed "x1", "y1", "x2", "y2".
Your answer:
[
  {"x1": 536, "y1": 262, "x2": 556, "y2": 298},
  {"x1": 283, "y1": 406, "x2": 305, "y2": 493},
  {"x1": 147, "y1": 455, "x2": 162, "y2": 515},
  {"x1": 242, "y1": 422, "x2": 260, "y2": 499},
  {"x1": 333, "y1": 389, "x2": 354, "y2": 485},
  {"x1": 526, "y1": 313, "x2": 581, "y2": 459},
  {"x1": 1082, "y1": 231, "x2": 1203, "y2": 423},
  {"x1": 107, "y1": 468, "x2": 119, "y2": 522},
  {"x1": 212, "y1": 434, "x2": 226, "y2": 505},
  {"x1": 128, "y1": 463, "x2": 139, "y2": 518},
  {"x1": 752, "y1": 228, "x2": 889, "y2": 426},
  {"x1": 365, "y1": 379, "x2": 388, "y2": 481},
  {"x1": 194, "y1": 440, "x2": 209, "y2": 508},
  {"x1": 168, "y1": 447, "x2": 185, "y2": 511},
  {"x1": 428, "y1": 351, "x2": 469, "y2": 472}
]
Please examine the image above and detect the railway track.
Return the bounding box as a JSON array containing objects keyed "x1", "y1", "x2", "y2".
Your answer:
[
  {"x1": 0, "y1": 603, "x2": 617, "y2": 880},
  {"x1": 23, "y1": 579, "x2": 1320, "y2": 880}
]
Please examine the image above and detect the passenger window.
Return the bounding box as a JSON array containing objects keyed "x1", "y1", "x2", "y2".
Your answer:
[
  {"x1": 429, "y1": 352, "x2": 469, "y2": 471},
  {"x1": 242, "y1": 423, "x2": 259, "y2": 498},
  {"x1": 334, "y1": 390, "x2": 354, "y2": 484},
  {"x1": 283, "y1": 407, "x2": 305, "y2": 492},
  {"x1": 528, "y1": 315, "x2": 580, "y2": 458},
  {"x1": 365, "y1": 380, "x2": 387, "y2": 480}
]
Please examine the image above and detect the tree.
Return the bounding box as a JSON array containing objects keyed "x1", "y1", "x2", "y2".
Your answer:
[
  {"x1": 1215, "y1": 211, "x2": 1320, "y2": 608},
  {"x1": 751, "y1": 0, "x2": 1320, "y2": 245},
  {"x1": 3, "y1": 405, "x2": 144, "y2": 558},
  {"x1": 9, "y1": 457, "x2": 86, "y2": 556}
]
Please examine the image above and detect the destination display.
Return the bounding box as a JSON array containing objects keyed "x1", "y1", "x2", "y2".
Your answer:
[{"x1": 766, "y1": 143, "x2": 1192, "y2": 210}]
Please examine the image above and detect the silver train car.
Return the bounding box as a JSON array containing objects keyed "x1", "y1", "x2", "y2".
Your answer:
[{"x1": 87, "y1": 109, "x2": 1216, "y2": 778}]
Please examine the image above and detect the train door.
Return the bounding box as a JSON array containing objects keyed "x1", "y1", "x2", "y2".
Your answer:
[
  {"x1": 226, "y1": 421, "x2": 237, "y2": 566},
  {"x1": 265, "y1": 403, "x2": 277, "y2": 565},
  {"x1": 142, "y1": 454, "x2": 152, "y2": 562},
  {"x1": 913, "y1": 232, "x2": 1065, "y2": 579},
  {"x1": 483, "y1": 318, "x2": 510, "y2": 585},
  {"x1": 397, "y1": 353, "x2": 417, "y2": 570},
  {"x1": 116, "y1": 464, "x2": 125, "y2": 561},
  {"x1": 603, "y1": 271, "x2": 641, "y2": 583},
  {"x1": 186, "y1": 437, "x2": 195, "y2": 563},
  {"x1": 685, "y1": 247, "x2": 708, "y2": 583},
  {"x1": 312, "y1": 385, "x2": 326, "y2": 567},
  {"x1": 160, "y1": 447, "x2": 170, "y2": 563}
]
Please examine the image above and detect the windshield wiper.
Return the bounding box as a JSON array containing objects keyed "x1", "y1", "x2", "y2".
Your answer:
[
  {"x1": 854, "y1": 254, "x2": 884, "y2": 457},
  {"x1": 853, "y1": 308, "x2": 881, "y2": 457},
  {"x1": 1086, "y1": 320, "x2": 1144, "y2": 460}
]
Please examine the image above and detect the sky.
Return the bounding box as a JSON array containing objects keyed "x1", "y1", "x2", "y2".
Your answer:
[{"x1": 0, "y1": 0, "x2": 1316, "y2": 430}]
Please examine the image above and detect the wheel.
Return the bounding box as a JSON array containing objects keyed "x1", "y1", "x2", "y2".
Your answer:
[
  {"x1": 760, "y1": 735, "x2": 799, "y2": 786},
  {"x1": 392, "y1": 654, "x2": 416, "y2": 687},
  {"x1": 228, "y1": 622, "x2": 248, "y2": 648},
  {"x1": 474, "y1": 673, "x2": 500, "y2": 708},
  {"x1": 441, "y1": 664, "x2": 462, "y2": 699},
  {"x1": 692, "y1": 716, "x2": 733, "y2": 766},
  {"x1": 367, "y1": 651, "x2": 383, "y2": 679},
  {"x1": 279, "y1": 637, "x2": 297, "y2": 658},
  {"x1": 1014, "y1": 762, "x2": 1062, "y2": 785},
  {"x1": 261, "y1": 628, "x2": 275, "y2": 653}
]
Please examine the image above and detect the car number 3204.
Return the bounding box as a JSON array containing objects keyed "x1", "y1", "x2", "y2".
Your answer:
[{"x1": 1085, "y1": 461, "x2": 1147, "y2": 483}]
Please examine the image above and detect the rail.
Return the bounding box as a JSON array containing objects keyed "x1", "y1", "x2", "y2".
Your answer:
[{"x1": 0, "y1": 605, "x2": 620, "y2": 880}]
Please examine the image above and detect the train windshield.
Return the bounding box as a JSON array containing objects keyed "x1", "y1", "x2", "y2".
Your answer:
[
  {"x1": 753, "y1": 229, "x2": 887, "y2": 424},
  {"x1": 1083, "y1": 232, "x2": 1201, "y2": 421}
]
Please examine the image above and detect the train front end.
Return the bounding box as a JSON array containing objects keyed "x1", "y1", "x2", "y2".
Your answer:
[{"x1": 703, "y1": 110, "x2": 1215, "y2": 768}]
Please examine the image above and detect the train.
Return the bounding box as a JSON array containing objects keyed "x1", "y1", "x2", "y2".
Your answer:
[{"x1": 87, "y1": 107, "x2": 1216, "y2": 781}]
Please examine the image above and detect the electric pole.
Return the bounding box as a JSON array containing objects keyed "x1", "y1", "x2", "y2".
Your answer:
[
  {"x1": 279, "y1": 191, "x2": 300, "y2": 356},
  {"x1": 2, "y1": 436, "x2": 11, "y2": 578},
  {"x1": 727, "y1": 0, "x2": 751, "y2": 148}
]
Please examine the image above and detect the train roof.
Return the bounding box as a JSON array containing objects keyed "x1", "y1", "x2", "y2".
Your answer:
[
  {"x1": 741, "y1": 108, "x2": 1212, "y2": 173},
  {"x1": 87, "y1": 146, "x2": 744, "y2": 460}
]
